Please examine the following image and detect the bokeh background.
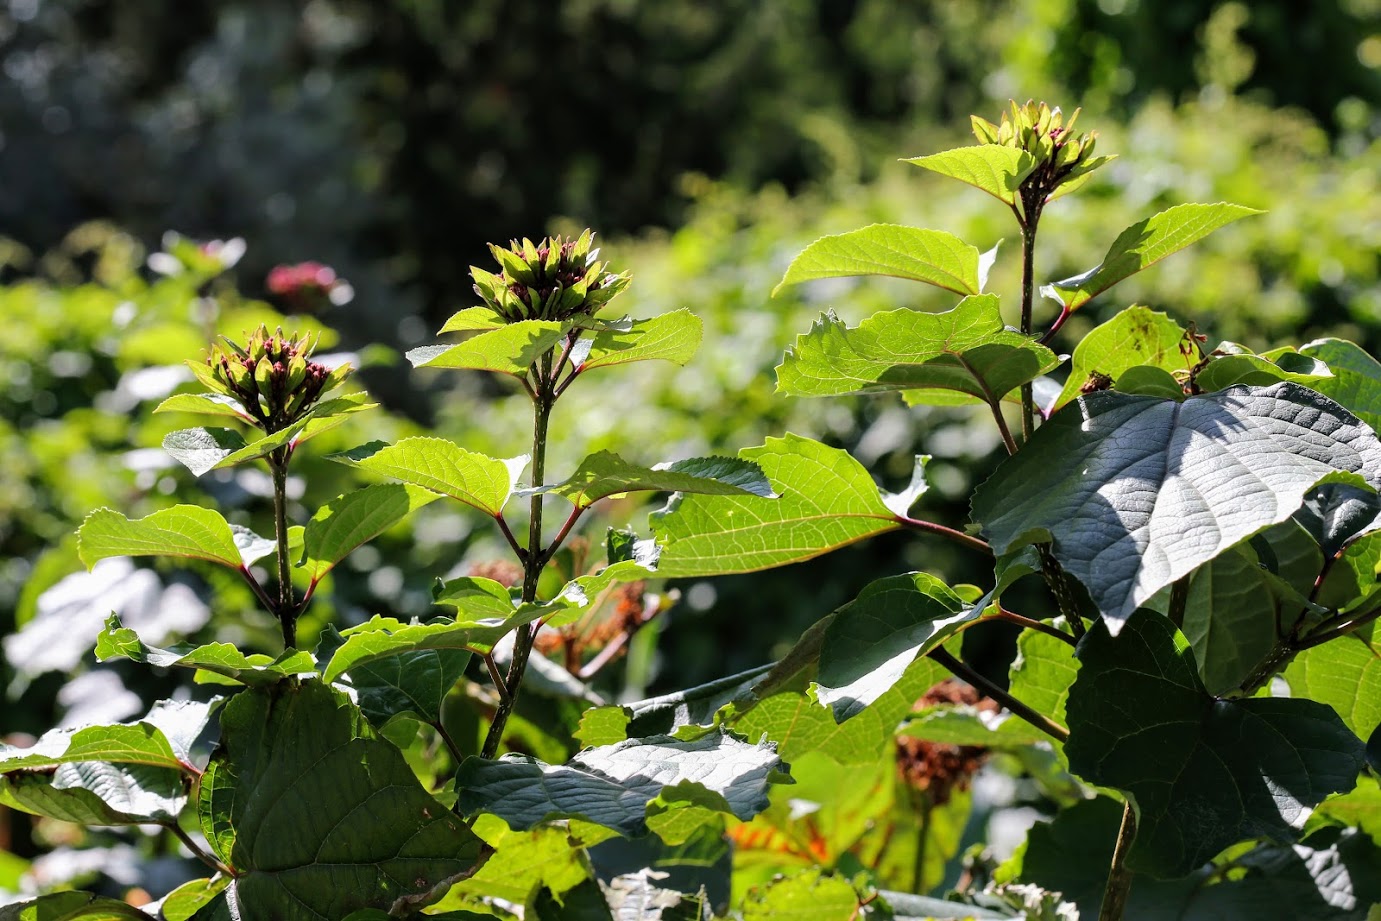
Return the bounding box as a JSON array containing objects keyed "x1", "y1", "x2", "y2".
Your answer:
[{"x1": 0, "y1": 0, "x2": 1378, "y2": 901}]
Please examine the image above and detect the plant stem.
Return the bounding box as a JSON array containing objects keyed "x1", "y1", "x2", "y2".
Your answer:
[
  {"x1": 896, "y1": 516, "x2": 993, "y2": 556},
  {"x1": 955, "y1": 352, "x2": 1017, "y2": 455},
  {"x1": 1099, "y1": 801, "x2": 1137, "y2": 921},
  {"x1": 164, "y1": 821, "x2": 231, "y2": 876},
  {"x1": 479, "y1": 356, "x2": 555, "y2": 761},
  {"x1": 927, "y1": 648, "x2": 1069, "y2": 743},
  {"x1": 1018, "y1": 215, "x2": 1041, "y2": 442},
  {"x1": 1299, "y1": 604, "x2": 1381, "y2": 650},
  {"x1": 1037, "y1": 543, "x2": 1085, "y2": 641},
  {"x1": 432, "y1": 719, "x2": 465, "y2": 766},
  {"x1": 993, "y1": 606, "x2": 1077, "y2": 647},
  {"x1": 913, "y1": 793, "x2": 933, "y2": 894},
  {"x1": 269, "y1": 448, "x2": 296, "y2": 650},
  {"x1": 1167, "y1": 575, "x2": 1190, "y2": 630}
]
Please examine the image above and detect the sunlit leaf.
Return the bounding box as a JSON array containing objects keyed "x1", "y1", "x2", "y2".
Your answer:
[
  {"x1": 904, "y1": 145, "x2": 1036, "y2": 206},
  {"x1": 539, "y1": 450, "x2": 773, "y2": 509},
  {"x1": 97, "y1": 613, "x2": 315, "y2": 686},
  {"x1": 300, "y1": 483, "x2": 440, "y2": 581},
  {"x1": 772, "y1": 224, "x2": 984, "y2": 297},
  {"x1": 77, "y1": 505, "x2": 245, "y2": 571},
  {"x1": 330, "y1": 437, "x2": 527, "y2": 517},
  {"x1": 578, "y1": 309, "x2": 702, "y2": 371},
  {"x1": 407, "y1": 320, "x2": 567, "y2": 376}
]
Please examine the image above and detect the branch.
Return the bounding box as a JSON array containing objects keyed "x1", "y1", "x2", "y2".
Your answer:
[
  {"x1": 432, "y1": 719, "x2": 466, "y2": 766},
  {"x1": 992, "y1": 605, "x2": 1077, "y2": 648},
  {"x1": 927, "y1": 647, "x2": 1069, "y2": 743},
  {"x1": 163, "y1": 821, "x2": 231, "y2": 876},
  {"x1": 1098, "y1": 801, "x2": 1138, "y2": 921},
  {"x1": 494, "y1": 513, "x2": 527, "y2": 562},
  {"x1": 896, "y1": 516, "x2": 992, "y2": 556}
]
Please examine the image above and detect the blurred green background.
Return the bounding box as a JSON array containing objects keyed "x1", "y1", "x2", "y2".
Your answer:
[{"x1": 0, "y1": 0, "x2": 1378, "y2": 899}]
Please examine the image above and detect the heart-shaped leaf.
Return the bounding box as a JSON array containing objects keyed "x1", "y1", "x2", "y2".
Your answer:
[
  {"x1": 330, "y1": 438, "x2": 528, "y2": 518},
  {"x1": 1066, "y1": 612, "x2": 1366, "y2": 878},
  {"x1": 777, "y1": 296, "x2": 1060, "y2": 407},
  {"x1": 1041, "y1": 202, "x2": 1261, "y2": 312},
  {"x1": 77, "y1": 505, "x2": 247, "y2": 571},
  {"x1": 973, "y1": 383, "x2": 1381, "y2": 629},
  {"x1": 1300, "y1": 337, "x2": 1381, "y2": 434},
  {"x1": 772, "y1": 224, "x2": 984, "y2": 297},
  {"x1": 406, "y1": 320, "x2": 567, "y2": 376},
  {"x1": 300, "y1": 483, "x2": 440, "y2": 581},
  {"x1": 904, "y1": 145, "x2": 1036, "y2": 206},
  {"x1": 317, "y1": 624, "x2": 470, "y2": 726},
  {"x1": 577, "y1": 309, "x2": 702, "y2": 372}
]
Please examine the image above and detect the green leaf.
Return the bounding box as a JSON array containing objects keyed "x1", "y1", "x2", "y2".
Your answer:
[
  {"x1": 898, "y1": 706, "x2": 1047, "y2": 747},
  {"x1": 1066, "y1": 612, "x2": 1366, "y2": 878},
  {"x1": 456, "y1": 731, "x2": 783, "y2": 836},
  {"x1": 1192, "y1": 350, "x2": 1333, "y2": 393},
  {"x1": 1006, "y1": 630, "x2": 1078, "y2": 743},
  {"x1": 162, "y1": 394, "x2": 375, "y2": 476},
  {"x1": 772, "y1": 224, "x2": 984, "y2": 298},
  {"x1": 777, "y1": 296, "x2": 1060, "y2": 406},
  {"x1": 318, "y1": 624, "x2": 470, "y2": 726},
  {"x1": 740, "y1": 869, "x2": 862, "y2": 921},
  {"x1": 153, "y1": 392, "x2": 255, "y2": 422},
  {"x1": 1301, "y1": 338, "x2": 1381, "y2": 434},
  {"x1": 157, "y1": 877, "x2": 230, "y2": 921},
  {"x1": 1114, "y1": 365, "x2": 1188, "y2": 400},
  {"x1": 407, "y1": 320, "x2": 567, "y2": 376},
  {"x1": 1283, "y1": 626, "x2": 1381, "y2": 741},
  {"x1": 300, "y1": 483, "x2": 440, "y2": 581},
  {"x1": 973, "y1": 383, "x2": 1381, "y2": 628},
  {"x1": 0, "y1": 893, "x2": 156, "y2": 920},
  {"x1": 197, "y1": 679, "x2": 484, "y2": 918},
  {"x1": 431, "y1": 575, "x2": 524, "y2": 618},
  {"x1": 814, "y1": 573, "x2": 974, "y2": 721},
  {"x1": 0, "y1": 761, "x2": 185, "y2": 824},
  {"x1": 77, "y1": 505, "x2": 246, "y2": 571},
  {"x1": 650, "y1": 434, "x2": 904, "y2": 577},
  {"x1": 1041, "y1": 202, "x2": 1262, "y2": 311},
  {"x1": 904, "y1": 145, "x2": 1036, "y2": 206},
  {"x1": 575, "y1": 706, "x2": 632, "y2": 748},
  {"x1": 0, "y1": 700, "x2": 214, "y2": 775},
  {"x1": 539, "y1": 451, "x2": 774, "y2": 509},
  {"x1": 330, "y1": 437, "x2": 527, "y2": 517},
  {"x1": 1183, "y1": 543, "x2": 1317, "y2": 696},
  {"x1": 438, "y1": 306, "x2": 505, "y2": 332},
  {"x1": 97, "y1": 614, "x2": 315, "y2": 686},
  {"x1": 622, "y1": 665, "x2": 774, "y2": 739},
  {"x1": 577, "y1": 309, "x2": 702, "y2": 372},
  {"x1": 1053, "y1": 306, "x2": 1190, "y2": 407}
]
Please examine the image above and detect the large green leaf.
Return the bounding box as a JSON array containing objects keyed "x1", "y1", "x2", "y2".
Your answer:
[
  {"x1": 156, "y1": 877, "x2": 230, "y2": 921},
  {"x1": 904, "y1": 145, "x2": 1036, "y2": 206},
  {"x1": 317, "y1": 624, "x2": 470, "y2": 726},
  {"x1": 153, "y1": 392, "x2": 256, "y2": 422},
  {"x1": 1066, "y1": 612, "x2": 1366, "y2": 878},
  {"x1": 406, "y1": 319, "x2": 567, "y2": 376},
  {"x1": 772, "y1": 224, "x2": 984, "y2": 297},
  {"x1": 973, "y1": 383, "x2": 1381, "y2": 629},
  {"x1": 1053, "y1": 306, "x2": 1190, "y2": 407},
  {"x1": 0, "y1": 893, "x2": 156, "y2": 920},
  {"x1": 455, "y1": 731, "x2": 782, "y2": 837},
  {"x1": 162, "y1": 394, "x2": 375, "y2": 476},
  {"x1": 776, "y1": 296, "x2": 1060, "y2": 406},
  {"x1": 814, "y1": 573, "x2": 975, "y2": 721},
  {"x1": 97, "y1": 614, "x2": 316, "y2": 686},
  {"x1": 577, "y1": 309, "x2": 702, "y2": 372},
  {"x1": 0, "y1": 761, "x2": 185, "y2": 825},
  {"x1": 1300, "y1": 338, "x2": 1381, "y2": 434},
  {"x1": 329, "y1": 437, "x2": 527, "y2": 517},
  {"x1": 1283, "y1": 626, "x2": 1381, "y2": 742},
  {"x1": 650, "y1": 434, "x2": 906, "y2": 577},
  {"x1": 197, "y1": 679, "x2": 484, "y2": 918},
  {"x1": 300, "y1": 483, "x2": 440, "y2": 581},
  {"x1": 1041, "y1": 202, "x2": 1262, "y2": 312},
  {"x1": 0, "y1": 698, "x2": 216, "y2": 774},
  {"x1": 539, "y1": 451, "x2": 773, "y2": 509},
  {"x1": 77, "y1": 505, "x2": 246, "y2": 571}
]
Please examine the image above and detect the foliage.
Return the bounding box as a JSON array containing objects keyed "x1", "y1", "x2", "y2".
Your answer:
[{"x1": 3, "y1": 100, "x2": 1381, "y2": 921}]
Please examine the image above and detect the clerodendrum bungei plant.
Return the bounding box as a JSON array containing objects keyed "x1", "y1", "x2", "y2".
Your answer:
[{"x1": 3, "y1": 103, "x2": 1379, "y2": 920}]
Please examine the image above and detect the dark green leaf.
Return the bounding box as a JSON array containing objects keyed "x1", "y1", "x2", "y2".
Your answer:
[
  {"x1": 456, "y1": 731, "x2": 782, "y2": 837},
  {"x1": 1295, "y1": 483, "x2": 1381, "y2": 558},
  {"x1": 904, "y1": 145, "x2": 1036, "y2": 206},
  {"x1": 777, "y1": 296, "x2": 1060, "y2": 407},
  {"x1": 1041, "y1": 203, "x2": 1261, "y2": 312},
  {"x1": 319, "y1": 624, "x2": 471, "y2": 726},
  {"x1": 407, "y1": 320, "x2": 567, "y2": 376},
  {"x1": 578, "y1": 309, "x2": 702, "y2": 372},
  {"x1": 301, "y1": 483, "x2": 441, "y2": 580},
  {"x1": 815, "y1": 573, "x2": 974, "y2": 721},
  {"x1": 539, "y1": 451, "x2": 773, "y2": 509},
  {"x1": 973, "y1": 384, "x2": 1381, "y2": 628},
  {"x1": 1192, "y1": 350, "x2": 1333, "y2": 393},
  {"x1": 650, "y1": 435, "x2": 904, "y2": 577},
  {"x1": 1066, "y1": 612, "x2": 1366, "y2": 878},
  {"x1": 329, "y1": 437, "x2": 527, "y2": 517},
  {"x1": 77, "y1": 505, "x2": 245, "y2": 570},
  {"x1": 772, "y1": 224, "x2": 984, "y2": 297},
  {"x1": 97, "y1": 614, "x2": 315, "y2": 686},
  {"x1": 197, "y1": 679, "x2": 484, "y2": 918}
]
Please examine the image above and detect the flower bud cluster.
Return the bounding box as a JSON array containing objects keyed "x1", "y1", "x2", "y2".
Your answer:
[
  {"x1": 470, "y1": 230, "x2": 630, "y2": 323},
  {"x1": 205, "y1": 325, "x2": 348, "y2": 432},
  {"x1": 972, "y1": 100, "x2": 1110, "y2": 203}
]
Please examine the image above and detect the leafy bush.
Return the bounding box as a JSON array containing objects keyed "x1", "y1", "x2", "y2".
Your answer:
[{"x1": 3, "y1": 101, "x2": 1380, "y2": 919}]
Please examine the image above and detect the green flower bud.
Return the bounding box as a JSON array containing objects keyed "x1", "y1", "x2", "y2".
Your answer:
[
  {"x1": 469, "y1": 229, "x2": 631, "y2": 323},
  {"x1": 200, "y1": 325, "x2": 347, "y2": 433},
  {"x1": 971, "y1": 100, "x2": 1115, "y2": 205}
]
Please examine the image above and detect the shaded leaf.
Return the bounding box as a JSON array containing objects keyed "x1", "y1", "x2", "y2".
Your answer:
[
  {"x1": 1041, "y1": 203, "x2": 1261, "y2": 312},
  {"x1": 539, "y1": 451, "x2": 773, "y2": 509},
  {"x1": 1066, "y1": 612, "x2": 1366, "y2": 878},
  {"x1": 0, "y1": 892, "x2": 156, "y2": 920},
  {"x1": 777, "y1": 296, "x2": 1060, "y2": 406},
  {"x1": 330, "y1": 437, "x2": 527, "y2": 517},
  {"x1": 650, "y1": 435, "x2": 904, "y2": 577},
  {"x1": 1301, "y1": 338, "x2": 1381, "y2": 434},
  {"x1": 97, "y1": 614, "x2": 315, "y2": 686},
  {"x1": 1193, "y1": 349, "x2": 1333, "y2": 393},
  {"x1": 973, "y1": 383, "x2": 1381, "y2": 629},
  {"x1": 197, "y1": 680, "x2": 484, "y2": 918},
  {"x1": 772, "y1": 224, "x2": 984, "y2": 297},
  {"x1": 301, "y1": 483, "x2": 441, "y2": 580},
  {"x1": 77, "y1": 505, "x2": 244, "y2": 571},
  {"x1": 578, "y1": 309, "x2": 702, "y2": 372},
  {"x1": 316, "y1": 624, "x2": 470, "y2": 726},
  {"x1": 456, "y1": 731, "x2": 782, "y2": 837},
  {"x1": 904, "y1": 145, "x2": 1036, "y2": 206}
]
